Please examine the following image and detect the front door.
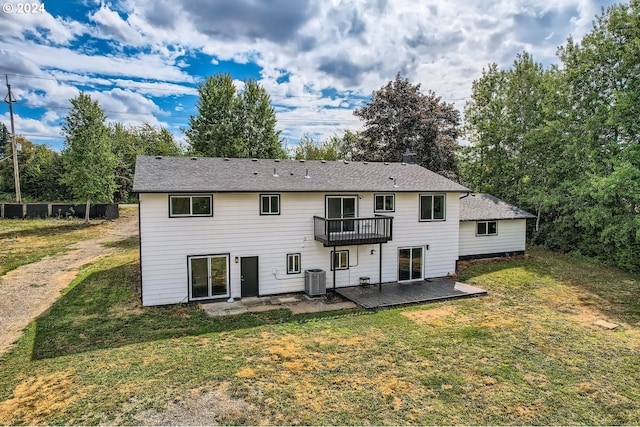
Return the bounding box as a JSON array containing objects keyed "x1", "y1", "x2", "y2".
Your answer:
[
  {"x1": 398, "y1": 247, "x2": 423, "y2": 281},
  {"x1": 241, "y1": 256, "x2": 259, "y2": 297}
]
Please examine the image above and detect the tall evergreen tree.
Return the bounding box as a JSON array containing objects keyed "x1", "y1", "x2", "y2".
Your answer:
[
  {"x1": 185, "y1": 74, "x2": 284, "y2": 158},
  {"x1": 61, "y1": 92, "x2": 117, "y2": 222}
]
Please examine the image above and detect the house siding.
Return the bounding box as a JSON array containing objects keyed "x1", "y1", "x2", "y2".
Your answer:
[
  {"x1": 458, "y1": 219, "x2": 526, "y2": 258},
  {"x1": 139, "y1": 191, "x2": 461, "y2": 306}
]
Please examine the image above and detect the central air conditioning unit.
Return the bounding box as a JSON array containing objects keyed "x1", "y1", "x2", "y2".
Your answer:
[{"x1": 304, "y1": 269, "x2": 326, "y2": 296}]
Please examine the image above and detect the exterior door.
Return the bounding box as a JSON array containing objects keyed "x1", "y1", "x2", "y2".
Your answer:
[
  {"x1": 398, "y1": 247, "x2": 423, "y2": 281},
  {"x1": 241, "y1": 256, "x2": 259, "y2": 297},
  {"x1": 327, "y1": 196, "x2": 357, "y2": 232},
  {"x1": 188, "y1": 255, "x2": 229, "y2": 300}
]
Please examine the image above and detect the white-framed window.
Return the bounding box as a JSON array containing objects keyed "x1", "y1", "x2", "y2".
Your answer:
[
  {"x1": 260, "y1": 194, "x2": 280, "y2": 215},
  {"x1": 188, "y1": 254, "x2": 229, "y2": 300},
  {"x1": 169, "y1": 195, "x2": 212, "y2": 217},
  {"x1": 477, "y1": 221, "x2": 498, "y2": 236},
  {"x1": 374, "y1": 193, "x2": 395, "y2": 212},
  {"x1": 287, "y1": 253, "x2": 301, "y2": 274},
  {"x1": 331, "y1": 250, "x2": 349, "y2": 270},
  {"x1": 419, "y1": 194, "x2": 445, "y2": 221}
]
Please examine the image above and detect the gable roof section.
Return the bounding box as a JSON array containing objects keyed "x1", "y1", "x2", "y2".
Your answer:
[
  {"x1": 460, "y1": 193, "x2": 535, "y2": 221},
  {"x1": 133, "y1": 156, "x2": 470, "y2": 193}
]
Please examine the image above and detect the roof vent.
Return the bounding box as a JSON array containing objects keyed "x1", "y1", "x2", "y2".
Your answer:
[
  {"x1": 275, "y1": 159, "x2": 280, "y2": 162},
  {"x1": 393, "y1": 178, "x2": 398, "y2": 188},
  {"x1": 343, "y1": 160, "x2": 349, "y2": 164},
  {"x1": 273, "y1": 168, "x2": 279, "y2": 177},
  {"x1": 304, "y1": 169, "x2": 310, "y2": 179},
  {"x1": 290, "y1": 172, "x2": 294, "y2": 175},
  {"x1": 321, "y1": 160, "x2": 326, "y2": 163},
  {"x1": 224, "y1": 157, "x2": 230, "y2": 161},
  {"x1": 300, "y1": 159, "x2": 305, "y2": 163},
  {"x1": 401, "y1": 162, "x2": 406, "y2": 165},
  {"x1": 252, "y1": 158, "x2": 258, "y2": 162},
  {"x1": 155, "y1": 156, "x2": 162, "y2": 160},
  {"x1": 191, "y1": 157, "x2": 198, "y2": 160},
  {"x1": 384, "y1": 162, "x2": 389, "y2": 165},
  {"x1": 363, "y1": 161, "x2": 368, "y2": 165},
  {"x1": 254, "y1": 171, "x2": 258, "y2": 175}
]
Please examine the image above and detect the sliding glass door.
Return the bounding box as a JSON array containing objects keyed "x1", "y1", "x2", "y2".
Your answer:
[
  {"x1": 188, "y1": 255, "x2": 229, "y2": 300},
  {"x1": 327, "y1": 196, "x2": 356, "y2": 232},
  {"x1": 398, "y1": 247, "x2": 423, "y2": 281}
]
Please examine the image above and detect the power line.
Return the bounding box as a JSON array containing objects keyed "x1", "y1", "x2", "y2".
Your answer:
[{"x1": 1, "y1": 72, "x2": 373, "y2": 100}]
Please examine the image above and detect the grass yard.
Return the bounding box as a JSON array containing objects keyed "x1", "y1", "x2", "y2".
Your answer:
[
  {"x1": 0, "y1": 247, "x2": 638, "y2": 425},
  {"x1": 0, "y1": 206, "x2": 136, "y2": 277}
]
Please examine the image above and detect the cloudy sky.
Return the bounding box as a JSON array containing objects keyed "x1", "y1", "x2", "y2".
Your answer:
[{"x1": 0, "y1": 0, "x2": 621, "y2": 151}]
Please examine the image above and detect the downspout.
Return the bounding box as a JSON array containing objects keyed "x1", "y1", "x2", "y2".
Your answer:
[{"x1": 459, "y1": 191, "x2": 471, "y2": 199}]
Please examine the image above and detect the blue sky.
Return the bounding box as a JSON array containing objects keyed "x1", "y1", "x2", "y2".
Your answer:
[{"x1": 0, "y1": 0, "x2": 621, "y2": 151}]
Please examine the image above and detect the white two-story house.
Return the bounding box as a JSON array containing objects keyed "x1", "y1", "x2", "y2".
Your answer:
[{"x1": 133, "y1": 155, "x2": 531, "y2": 306}]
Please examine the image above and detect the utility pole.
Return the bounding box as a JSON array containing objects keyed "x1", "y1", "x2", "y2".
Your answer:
[{"x1": 4, "y1": 74, "x2": 21, "y2": 203}]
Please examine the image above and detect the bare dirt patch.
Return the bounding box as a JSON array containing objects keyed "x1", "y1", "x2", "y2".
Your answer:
[
  {"x1": 134, "y1": 382, "x2": 260, "y2": 426},
  {"x1": 0, "y1": 209, "x2": 138, "y2": 355}
]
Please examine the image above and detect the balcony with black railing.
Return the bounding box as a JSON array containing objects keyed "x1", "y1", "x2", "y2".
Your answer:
[{"x1": 313, "y1": 215, "x2": 393, "y2": 247}]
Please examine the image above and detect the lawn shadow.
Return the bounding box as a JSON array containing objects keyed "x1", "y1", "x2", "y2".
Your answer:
[
  {"x1": 30, "y1": 260, "x2": 358, "y2": 360},
  {"x1": 101, "y1": 236, "x2": 139, "y2": 249}
]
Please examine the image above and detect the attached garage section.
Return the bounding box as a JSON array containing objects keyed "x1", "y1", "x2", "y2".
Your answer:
[
  {"x1": 459, "y1": 219, "x2": 527, "y2": 260},
  {"x1": 458, "y1": 193, "x2": 535, "y2": 260}
]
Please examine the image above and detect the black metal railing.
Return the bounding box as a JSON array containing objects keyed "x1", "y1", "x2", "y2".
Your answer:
[{"x1": 313, "y1": 215, "x2": 393, "y2": 246}]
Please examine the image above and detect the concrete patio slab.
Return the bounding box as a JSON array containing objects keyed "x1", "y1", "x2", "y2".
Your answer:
[{"x1": 200, "y1": 293, "x2": 358, "y2": 317}]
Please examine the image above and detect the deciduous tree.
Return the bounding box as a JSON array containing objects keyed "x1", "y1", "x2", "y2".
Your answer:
[
  {"x1": 352, "y1": 74, "x2": 461, "y2": 180},
  {"x1": 61, "y1": 92, "x2": 117, "y2": 222}
]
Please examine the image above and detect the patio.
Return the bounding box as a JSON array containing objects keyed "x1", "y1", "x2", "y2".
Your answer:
[{"x1": 335, "y1": 278, "x2": 487, "y2": 309}]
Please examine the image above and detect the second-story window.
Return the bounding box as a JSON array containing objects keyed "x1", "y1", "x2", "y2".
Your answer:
[
  {"x1": 374, "y1": 194, "x2": 395, "y2": 212},
  {"x1": 260, "y1": 194, "x2": 280, "y2": 215},
  {"x1": 419, "y1": 194, "x2": 445, "y2": 221},
  {"x1": 169, "y1": 195, "x2": 212, "y2": 217}
]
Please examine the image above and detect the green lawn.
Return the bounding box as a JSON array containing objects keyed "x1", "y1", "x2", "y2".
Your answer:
[
  {"x1": 0, "y1": 247, "x2": 638, "y2": 425},
  {"x1": 0, "y1": 206, "x2": 135, "y2": 277}
]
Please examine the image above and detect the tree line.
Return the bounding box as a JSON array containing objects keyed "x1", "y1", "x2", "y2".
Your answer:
[
  {"x1": 461, "y1": 2, "x2": 639, "y2": 271},
  {"x1": 1, "y1": 2, "x2": 636, "y2": 269}
]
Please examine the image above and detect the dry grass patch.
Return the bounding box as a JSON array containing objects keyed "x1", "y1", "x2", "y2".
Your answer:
[
  {"x1": 0, "y1": 371, "x2": 82, "y2": 425},
  {"x1": 401, "y1": 305, "x2": 456, "y2": 325}
]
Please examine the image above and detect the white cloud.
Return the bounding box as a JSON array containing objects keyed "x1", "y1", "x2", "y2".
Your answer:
[
  {"x1": 0, "y1": 40, "x2": 194, "y2": 83},
  {"x1": 0, "y1": 112, "x2": 62, "y2": 142},
  {"x1": 90, "y1": 4, "x2": 145, "y2": 45},
  {"x1": 0, "y1": 0, "x2": 620, "y2": 150}
]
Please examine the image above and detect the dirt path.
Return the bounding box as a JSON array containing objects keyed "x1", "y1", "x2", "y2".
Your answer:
[{"x1": 0, "y1": 209, "x2": 138, "y2": 355}]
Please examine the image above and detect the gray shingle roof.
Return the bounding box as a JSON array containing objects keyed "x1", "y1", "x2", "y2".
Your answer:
[
  {"x1": 133, "y1": 155, "x2": 470, "y2": 193},
  {"x1": 459, "y1": 193, "x2": 535, "y2": 221}
]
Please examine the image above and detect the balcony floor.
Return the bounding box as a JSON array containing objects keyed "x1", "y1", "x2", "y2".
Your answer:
[
  {"x1": 315, "y1": 233, "x2": 391, "y2": 246},
  {"x1": 335, "y1": 278, "x2": 486, "y2": 309}
]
